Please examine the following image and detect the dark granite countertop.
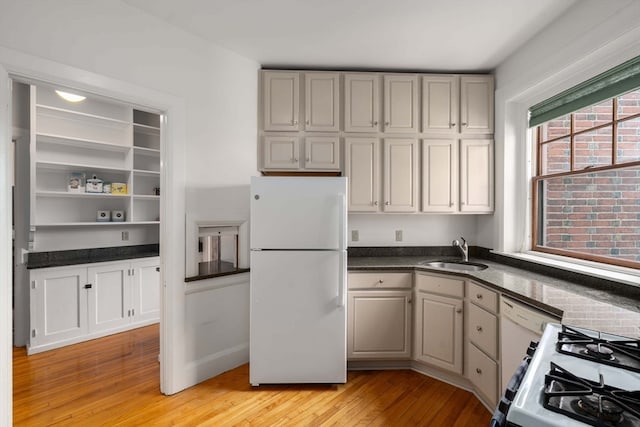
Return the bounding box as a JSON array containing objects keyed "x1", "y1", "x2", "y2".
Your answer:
[
  {"x1": 27, "y1": 244, "x2": 160, "y2": 269},
  {"x1": 184, "y1": 261, "x2": 249, "y2": 282},
  {"x1": 348, "y1": 250, "x2": 640, "y2": 339}
]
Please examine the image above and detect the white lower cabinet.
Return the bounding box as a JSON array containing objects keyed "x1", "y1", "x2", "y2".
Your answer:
[
  {"x1": 413, "y1": 273, "x2": 464, "y2": 374},
  {"x1": 29, "y1": 257, "x2": 159, "y2": 354},
  {"x1": 465, "y1": 280, "x2": 500, "y2": 408},
  {"x1": 347, "y1": 272, "x2": 412, "y2": 360}
]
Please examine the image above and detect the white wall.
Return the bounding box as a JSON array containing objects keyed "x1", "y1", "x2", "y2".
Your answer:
[
  {"x1": 489, "y1": 0, "x2": 640, "y2": 253},
  {"x1": 349, "y1": 214, "x2": 478, "y2": 247},
  {"x1": 0, "y1": 0, "x2": 259, "y2": 401}
]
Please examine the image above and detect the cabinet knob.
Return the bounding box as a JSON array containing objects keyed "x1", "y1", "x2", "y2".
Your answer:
[
  {"x1": 293, "y1": 120, "x2": 298, "y2": 125},
  {"x1": 456, "y1": 308, "x2": 462, "y2": 314},
  {"x1": 292, "y1": 158, "x2": 298, "y2": 162},
  {"x1": 476, "y1": 325, "x2": 483, "y2": 332},
  {"x1": 476, "y1": 368, "x2": 482, "y2": 374},
  {"x1": 306, "y1": 120, "x2": 309, "y2": 125},
  {"x1": 385, "y1": 121, "x2": 390, "y2": 126},
  {"x1": 84, "y1": 284, "x2": 92, "y2": 289},
  {"x1": 476, "y1": 294, "x2": 483, "y2": 300},
  {"x1": 385, "y1": 201, "x2": 390, "y2": 205},
  {"x1": 450, "y1": 123, "x2": 456, "y2": 128},
  {"x1": 462, "y1": 122, "x2": 468, "y2": 127},
  {"x1": 373, "y1": 121, "x2": 378, "y2": 126},
  {"x1": 378, "y1": 280, "x2": 384, "y2": 284},
  {"x1": 374, "y1": 201, "x2": 378, "y2": 206}
]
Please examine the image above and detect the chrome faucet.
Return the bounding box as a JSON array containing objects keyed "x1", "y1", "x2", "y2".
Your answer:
[{"x1": 452, "y1": 237, "x2": 468, "y2": 262}]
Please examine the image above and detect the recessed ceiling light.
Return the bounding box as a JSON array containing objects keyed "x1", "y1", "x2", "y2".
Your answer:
[{"x1": 55, "y1": 90, "x2": 86, "y2": 103}]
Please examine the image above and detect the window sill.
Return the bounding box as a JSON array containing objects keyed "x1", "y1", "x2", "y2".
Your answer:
[{"x1": 491, "y1": 250, "x2": 640, "y2": 288}]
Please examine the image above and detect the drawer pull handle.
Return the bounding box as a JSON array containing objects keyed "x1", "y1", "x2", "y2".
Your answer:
[
  {"x1": 476, "y1": 326, "x2": 483, "y2": 332},
  {"x1": 476, "y1": 294, "x2": 483, "y2": 300},
  {"x1": 456, "y1": 308, "x2": 462, "y2": 314},
  {"x1": 378, "y1": 280, "x2": 383, "y2": 284},
  {"x1": 476, "y1": 368, "x2": 482, "y2": 374}
]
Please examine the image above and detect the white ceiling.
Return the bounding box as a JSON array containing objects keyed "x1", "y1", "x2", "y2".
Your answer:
[{"x1": 123, "y1": 0, "x2": 576, "y2": 72}]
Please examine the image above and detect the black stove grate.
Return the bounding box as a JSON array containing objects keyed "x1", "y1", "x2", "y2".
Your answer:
[
  {"x1": 543, "y1": 362, "x2": 640, "y2": 427},
  {"x1": 556, "y1": 325, "x2": 640, "y2": 374}
]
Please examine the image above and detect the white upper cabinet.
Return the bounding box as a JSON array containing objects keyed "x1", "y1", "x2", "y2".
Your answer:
[
  {"x1": 422, "y1": 139, "x2": 458, "y2": 213},
  {"x1": 304, "y1": 72, "x2": 340, "y2": 131},
  {"x1": 263, "y1": 71, "x2": 300, "y2": 131},
  {"x1": 383, "y1": 138, "x2": 419, "y2": 212},
  {"x1": 422, "y1": 75, "x2": 459, "y2": 134},
  {"x1": 383, "y1": 75, "x2": 419, "y2": 133},
  {"x1": 345, "y1": 137, "x2": 380, "y2": 212},
  {"x1": 263, "y1": 135, "x2": 300, "y2": 170},
  {"x1": 460, "y1": 139, "x2": 494, "y2": 212},
  {"x1": 344, "y1": 74, "x2": 380, "y2": 133},
  {"x1": 304, "y1": 136, "x2": 340, "y2": 170},
  {"x1": 460, "y1": 76, "x2": 494, "y2": 134}
]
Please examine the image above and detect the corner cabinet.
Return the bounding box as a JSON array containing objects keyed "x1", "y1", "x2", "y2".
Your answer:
[
  {"x1": 29, "y1": 84, "x2": 161, "y2": 250},
  {"x1": 347, "y1": 272, "x2": 412, "y2": 360},
  {"x1": 414, "y1": 272, "x2": 464, "y2": 374},
  {"x1": 28, "y1": 257, "x2": 160, "y2": 354}
]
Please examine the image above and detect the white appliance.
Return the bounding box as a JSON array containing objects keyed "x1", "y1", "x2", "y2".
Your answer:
[
  {"x1": 500, "y1": 297, "x2": 559, "y2": 394},
  {"x1": 504, "y1": 323, "x2": 640, "y2": 426},
  {"x1": 249, "y1": 176, "x2": 347, "y2": 386}
]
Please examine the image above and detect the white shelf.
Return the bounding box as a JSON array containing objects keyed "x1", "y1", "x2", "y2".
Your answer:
[
  {"x1": 133, "y1": 146, "x2": 160, "y2": 155},
  {"x1": 36, "y1": 191, "x2": 130, "y2": 199},
  {"x1": 34, "y1": 221, "x2": 159, "y2": 227},
  {"x1": 36, "y1": 161, "x2": 131, "y2": 174},
  {"x1": 133, "y1": 195, "x2": 160, "y2": 200},
  {"x1": 36, "y1": 104, "x2": 131, "y2": 125},
  {"x1": 37, "y1": 133, "x2": 131, "y2": 152},
  {"x1": 133, "y1": 169, "x2": 160, "y2": 176},
  {"x1": 134, "y1": 122, "x2": 160, "y2": 133}
]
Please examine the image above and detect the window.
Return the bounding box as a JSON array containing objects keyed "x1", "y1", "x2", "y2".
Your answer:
[{"x1": 532, "y1": 88, "x2": 640, "y2": 268}]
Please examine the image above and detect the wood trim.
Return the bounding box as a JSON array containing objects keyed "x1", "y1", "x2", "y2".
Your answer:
[
  {"x1": 532, "y1": 159, "x2": 640, "y2": 181},
  {"x1": 530, "y1": 244, "x2": 640, "y2": 270}
]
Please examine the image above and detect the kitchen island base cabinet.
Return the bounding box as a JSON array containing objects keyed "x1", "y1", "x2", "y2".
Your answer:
[
  {"x1": 28, "y1": 257, "x2": 159, "y2": 354},
  {"x1": 413, "y1": 273, "x2": 464, "y2": 374}
]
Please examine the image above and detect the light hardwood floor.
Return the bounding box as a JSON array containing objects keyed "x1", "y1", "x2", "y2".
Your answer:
[{"x1": 13, "y1": 325, "x2": 491, "y2": 426}]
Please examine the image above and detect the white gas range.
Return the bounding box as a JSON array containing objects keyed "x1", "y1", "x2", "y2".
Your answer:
[{"x1": 503, "y1": 323, "x2": 640, "y2": 427}]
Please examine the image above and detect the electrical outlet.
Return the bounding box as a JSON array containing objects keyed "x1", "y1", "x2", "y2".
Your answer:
[
  {"x1": 121, "y1": 231, "x2": 129, "y2": 241},
  {"x1": 351, "y1": 230, "x2": 359, "y2": 242},
  {"x1": 395, "y1": 230, "x2": 403, "y2": 242}
]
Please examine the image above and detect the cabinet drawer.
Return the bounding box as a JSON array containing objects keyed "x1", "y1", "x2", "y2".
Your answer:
[
  {"x1": 467, "y1": 342, "x2": 498, "y2": 408},
  {"x1": 467, "y1": 281, "x2": 498, "y2": 312},
  {"x1": 348, "y1": 272, "x2": 412, "y2": 289},
  {"x1": 415, "y1": 273, "x2": 464, "y2": 298},
  {"x1": 468, "y1": 303, "x2": 498, "y2": 359}
]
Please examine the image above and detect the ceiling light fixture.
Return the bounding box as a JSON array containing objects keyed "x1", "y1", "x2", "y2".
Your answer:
[{"x1": 55, "y1": 90, "x2": 86, "y2": 103}]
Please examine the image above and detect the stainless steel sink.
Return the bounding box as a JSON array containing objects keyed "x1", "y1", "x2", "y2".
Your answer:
[{"x1": 419, "y1": 260, "x2": 488, "y2": 271}]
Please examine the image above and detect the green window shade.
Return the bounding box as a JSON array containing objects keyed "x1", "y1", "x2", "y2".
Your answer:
[{"x1": 529, "y1": 55, "x2": 640, "y2": 127}]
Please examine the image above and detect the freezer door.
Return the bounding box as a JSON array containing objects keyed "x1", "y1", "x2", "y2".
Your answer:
[
  {"x1": 250, "y1": 177, "x2": 347, "y2": 250},
  {"x1": 250, "y1": 250, "x2": 346, "y2": 385}
]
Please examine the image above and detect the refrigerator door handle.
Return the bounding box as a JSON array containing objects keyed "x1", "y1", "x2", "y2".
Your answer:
[
  {"x1": 338, "y1": 193, "x2": 346, "y2": 251},
  {"x1": 338, "y1": 251, "x2": 346, "y2": 307}
]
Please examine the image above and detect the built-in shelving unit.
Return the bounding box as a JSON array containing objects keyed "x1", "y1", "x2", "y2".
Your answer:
[{"x1": 29, "y1": 84, "x2": 161, "y2": 249}]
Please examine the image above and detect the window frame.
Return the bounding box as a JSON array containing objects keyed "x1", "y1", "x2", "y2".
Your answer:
[{"x1": 531, "y1": 93, "x2": 640, "y2": 269}]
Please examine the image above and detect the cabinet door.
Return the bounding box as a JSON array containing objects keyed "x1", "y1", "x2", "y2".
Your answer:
[
  {"x1": 422, "y1": 75, "x2": 459, "y2": 134},
  {"x1": 383, "y1": 75, "x2": 419, "y2": 133},
  {"x1": 415, "y1": 291, "x2": 463, "y2": 374},
  {"x1": 348, "y1": 290, "x2": 412, "y2": 359},
  {"x1": 304, "y1": 136, "x2": 340, "y2": 170},
  {"x1": 345, "y1": 137, "x2": 380, "y2": 212},
  {"x1": 263, "y1": 71, "x2": 300, "y2": 131},
  {"x1": 30, "y1": 267, "x2": 88, "y2": 349},
  {"x1": 344, "y1": 74, "x2": 380, "y2": 132},
  {"x1": 383, "y1": 138, "x2": 418, "y2": 212},
  {"x1": 131, "y1": 258, "x2": 160, "y2": 324},
  {"x1": 422, "y1": 139, "x2": 458, "y2": 212},
  {"x1": 304, "y1": 72, "x2": 339, "y2": 131},
  {"x1": 263, "y1": 136, "x2": 300, "y2": 170},
  {"x1": 460, "y1": 139, "x2": 493, "y2": 213},
  {"x1": 460, "y1": 76, "x2": 494, "y2": 134},
  {"x1": 87, "y1": 263, "x2": 131, "y2": 333},
  {"x1": 467, "y1": 342, "x2": 498, "y2": 408}
]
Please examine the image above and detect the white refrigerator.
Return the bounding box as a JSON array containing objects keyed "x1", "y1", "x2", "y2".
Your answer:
[{"x1": 249, "y1": 176, "x2": 347, "y2": 386}]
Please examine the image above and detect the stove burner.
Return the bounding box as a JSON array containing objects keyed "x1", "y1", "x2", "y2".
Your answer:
[
  {"x1": 543, "y1": 362, "x2": 640, "y2": 427},
  {"x1": 585, "y1": 343, "x2": 616, "y2": 360},
  {"x1": 556, "y1": 326, "x2": 640, "y2": 373},
  {"x1": 575, "y1": 395, "x2": 624, "y2": 423}
]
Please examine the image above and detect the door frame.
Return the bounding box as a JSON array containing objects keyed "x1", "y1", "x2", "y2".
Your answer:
[{"x1": 0, "y1": 45, "x2": 187, "y2": 413}]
